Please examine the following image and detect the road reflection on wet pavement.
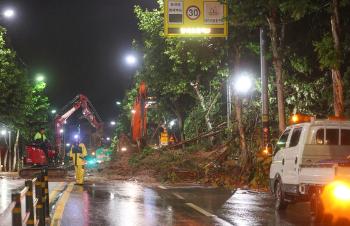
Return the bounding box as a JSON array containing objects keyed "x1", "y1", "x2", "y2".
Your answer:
[{"x1": 57, "y1": 181, "x2": 350, "y2": 226}]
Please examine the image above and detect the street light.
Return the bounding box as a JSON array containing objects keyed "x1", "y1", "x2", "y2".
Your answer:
[
  {"x1": 169, "y1": 119, "x2": 176, "y2": 129},
  {"x1": 59, "y1": 129, "x2": 64, "y2": 134},
  {"x1": 106, "y1": 137, "x2": 111, "y2": 141},
  {"x1": 131, "y1": 109, "x2": 136, "y2": 114},
  {"x1": 51, "y1": 109, "x2": 57, "y2": 114},
  {"x1": 110, "y1": 121, "x2": 116, "y2": 126},
  {"x1": 66, "y1": 143, "x2": 71, "y2": 147},
  {"x1": 233, "y1": 72, "x2": 253, "y2": 94},
  {"x1": 36, "y1": 74, "x2": 45, "y2": 82},
  {"x1": 2, "y1": 8, "x2": 15, "y2": 19},
  {"x1": 125, "y1": 54, "x2": 137, "y2": 66},
  {"x1": 1, "y1": 129, "x2": 7, "y2": 136},
  {"x1": 116, "y1": 101, "x2": 121, "y2": 106}
]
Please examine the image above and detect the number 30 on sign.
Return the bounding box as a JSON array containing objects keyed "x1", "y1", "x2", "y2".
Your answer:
[{"x1": 186, "y1": 5, "x2": 200, "y2": 20}]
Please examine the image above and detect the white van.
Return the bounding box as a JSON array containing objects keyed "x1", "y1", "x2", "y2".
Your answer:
[{"x1": 269, "y1": 117, "x2": 350, "y2": 219}]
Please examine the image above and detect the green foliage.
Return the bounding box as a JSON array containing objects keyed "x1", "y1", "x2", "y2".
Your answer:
[
  {"x1": 314, "y1": 34, "x2": 340, "y2": 70},
  {"x1": 0, "y1": 26, "x2": 50, "y2": 141},
  {"x1": 0, "y1": 27, "x2": 30, "y2": 129}
]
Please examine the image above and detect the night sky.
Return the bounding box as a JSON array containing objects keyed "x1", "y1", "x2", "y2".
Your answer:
[{"x1": 0, "y1": 0, "x2": 157, "y2": 122}]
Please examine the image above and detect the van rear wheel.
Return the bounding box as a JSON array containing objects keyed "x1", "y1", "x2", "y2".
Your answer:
[
  {"x1": 275, "y1": 180, "x2": 288, "y2": 210},
  {"x1": 310, "y1": 192, "x2": 324, "y2": 222}
]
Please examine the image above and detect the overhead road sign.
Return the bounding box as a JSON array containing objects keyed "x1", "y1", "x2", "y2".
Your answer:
[{"x1": 164, "y1": 0, "x2": 228, "y2": 38}]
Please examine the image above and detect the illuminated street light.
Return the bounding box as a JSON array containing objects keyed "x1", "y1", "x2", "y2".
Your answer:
[
  {"x1": 3, "y1": 8, "x2": 15, "y2": 19},
  {"x1": 125, "y1": 54, "x2": 137, "y2": 66},
  {"x1": 169, "y1": 119, "x2": 176, "y2": 128},
  {"x1": 116, "y1": 101, "x2": 121, "y2": 106},
  {"x1": 106, "y1": 137, "x2": 111, "y2": 141},
  {"x1": 59, "y1": 129, "x2": 64, "y2": 134},
  {"x1": 233, "y1": 72, "x2": 253, "y2": 94},
  {"x1": 66, "y1": 143, "x2": 71, "y2": 147},
  {"x1": 110, "y1": 121, "x2": 116, "y2": 126},
  {"x1": 131, "y1": 109, "x2": 136, "y2": 114},
  {"x1": 36, "y1": 74, "x2": 45, "y2": 82},
  {"x1": 74, "y1": 134, "x2": 79, "y2": 140},
  {"x1": 1, "y1": 129, "x2": 7, "y2": 136},
  {"x1": 51, "y1": 109, "x2": 57, "y2": 114}
]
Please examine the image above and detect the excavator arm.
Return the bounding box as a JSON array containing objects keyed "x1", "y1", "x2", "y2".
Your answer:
[{"x1": 54, "y1": 94, "x2": 103, "y2": 156}]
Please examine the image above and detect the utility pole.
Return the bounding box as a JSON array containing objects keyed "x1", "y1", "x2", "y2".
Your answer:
[
  {"x1": 8, "y1": 131, "x2": 12, "y2": 172},
  {"x1": 227, "y1": 77, "x2": 232, "y2": 129},
  {"x1": 260, "y1": 28, "x2": 270, "y2": 149}
]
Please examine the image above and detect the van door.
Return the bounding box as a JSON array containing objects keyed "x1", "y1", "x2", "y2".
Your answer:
[
  {"x1": 282, "y1": 126, "x2": 303, "y2": 190},
  {"x1": 270, "y1": 129, "x2": 291, "y2": 182}
]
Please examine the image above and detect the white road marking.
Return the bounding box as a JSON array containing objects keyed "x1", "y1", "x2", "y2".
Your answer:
[
  {"x1": 158, "y1": 185, "x2": 167, "y2": 189},
  {"x1": 185, "y1": 203, "x2": 215, "y2": 217},
  {"x1": 172, "y1": 192, "x2": 185, "y2": 200}
]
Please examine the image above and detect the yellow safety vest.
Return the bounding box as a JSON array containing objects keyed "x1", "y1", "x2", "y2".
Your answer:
[{"x1": 69, "y1": 143, "x2": 87, "y2": 166}]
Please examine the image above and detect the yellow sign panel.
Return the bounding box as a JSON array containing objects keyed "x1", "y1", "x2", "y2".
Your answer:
[{"x1": 164, "y1": 0, "x2": 228, "y2": 37}]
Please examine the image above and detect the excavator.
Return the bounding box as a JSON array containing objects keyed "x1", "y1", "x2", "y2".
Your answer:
[
  {"x1": 131, "y1": 82, "x2": 148, "y2": 148},
  {"x1": 19, "y1": 94, "x2": 103, "y2": 178}
]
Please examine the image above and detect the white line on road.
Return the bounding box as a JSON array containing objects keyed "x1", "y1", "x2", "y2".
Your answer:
[
  {"x1": 172, "y1": 192, "x2": 185, "y2": 200},
  {"x1": 185, "y1": 203, "x2": 215, "y2": 217}
]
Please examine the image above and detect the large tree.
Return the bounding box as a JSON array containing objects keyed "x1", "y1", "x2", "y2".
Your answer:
[
  {"x1": 133, "y1": 2, "x2": 228, "y2": 142},
  {"x1": 0, "y1": 27, "x2": 30, "y2": 129}
]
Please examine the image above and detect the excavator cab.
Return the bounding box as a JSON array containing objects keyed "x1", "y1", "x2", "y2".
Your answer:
[{"x1": 24, "y1": 142, "x2": 58, "y2": 166}]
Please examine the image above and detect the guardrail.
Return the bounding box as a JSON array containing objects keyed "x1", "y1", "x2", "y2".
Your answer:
[{"x1": 5, "y1": 167, "x2": 50, "y2": 226}]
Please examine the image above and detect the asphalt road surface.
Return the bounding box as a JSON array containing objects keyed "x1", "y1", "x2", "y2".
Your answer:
[
  {"x1": 2, "y1": 177, "x2": 350, "y2": 226},
  {"x1": 52, "y1": 181, "x2": 350, "y2": 226}
]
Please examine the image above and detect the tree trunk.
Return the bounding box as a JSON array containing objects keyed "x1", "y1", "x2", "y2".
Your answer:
[
  {"x1": 234, "y1": 95, "x2": 248, "y2": 167},
  {"x1": 330, "y1": 0, "x2": 344, "y2": 116},
  {"x1": 4, "y1": 142, "x2": 8, "y2": 172},
  {"x1": 192, "y1": 82, "x2": 213, "y2": 131},
  {"x1": 232, "y1": 45, "x2": 248, "y2": 168},
  {"x1": 12, "y1": 130, "x2": 19, "y2": 172},
  {"x1": 268, "y1": 10, "x2": 286, "y2": 133}
]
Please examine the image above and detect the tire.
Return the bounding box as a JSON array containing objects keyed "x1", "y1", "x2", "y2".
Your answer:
[
  {"x1": 275, "y1": 180, "x2": 288, "y2": 210},
  {"x1": 310, "y1": 192, "x2": 324, "y2": 222}
]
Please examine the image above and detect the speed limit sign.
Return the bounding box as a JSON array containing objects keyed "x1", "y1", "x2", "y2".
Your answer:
[{"x1": 186, "y1": 5, "x2": 200, "y2": 20}]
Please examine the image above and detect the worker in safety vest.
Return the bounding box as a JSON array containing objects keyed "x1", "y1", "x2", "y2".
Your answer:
[
  {"x1": 69, "y1": 140, "x2": 87, "y2": 185},
  {"x1": 34, "y1": 128, "x2": 49, "y2": 161}
]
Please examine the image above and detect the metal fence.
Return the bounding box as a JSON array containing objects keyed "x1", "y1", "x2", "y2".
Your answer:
[{"x1": 1, "y1": 168, "x2": 50, "y2": 226}]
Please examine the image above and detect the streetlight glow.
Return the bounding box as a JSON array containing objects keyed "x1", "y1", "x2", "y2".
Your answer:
[
  {"x1": 51, "y1": 109, "x2": 57, "y2": 114},
  {"x1": 59, "y1": 129, "x2": 64, "y2": 134},
  {"x1": 106, "y1": 137, "x2": 111, "y2": 141},
  {"x1": 233, "y1": 73, "x2": 253, "y2": 94},
  {"x1": 1, "y1": 129, "x2": 7, "y2": 136},
  {"x1": 66, "y1": 143, "x2": 71, "y2": 147},
  {"x1": 3, "y1": 8, "x2": 15, "y2": 19},
  {"x1": 116, "y1": 101, "x2": 121, "y2": 106},
  {"x1": 131, "y1": 109, "x2": 136, "y2": 114},
  {"x1": 110, "y1": 121, "x2": 116, "y2": 126},
  {"x1": 74, "y1": 134, "x2": 79, "y2": 140},
  {"x1": 169, "y1": 119, "x2": 176, "y2": 128},
  {"x1": 125, "y1": 54, "x2": 137, "y2": 66},
  {"x1": 36, "y1": 74, "x2": 45, "y2": 82}
]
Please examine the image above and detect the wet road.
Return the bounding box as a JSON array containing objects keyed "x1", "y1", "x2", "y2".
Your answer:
[{"x1": 53, "y1": 181, "x2": 350, "y2": 226}]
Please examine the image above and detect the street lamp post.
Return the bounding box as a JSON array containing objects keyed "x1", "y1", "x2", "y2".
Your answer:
[{"x1": 0, "y1": 128, "x2": 7, "y2": 172}]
